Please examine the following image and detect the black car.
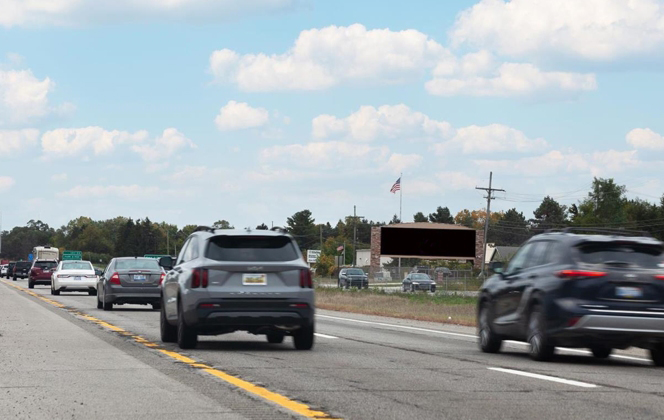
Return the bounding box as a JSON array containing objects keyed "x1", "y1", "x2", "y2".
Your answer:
[
  {"x1": 478, "y1": 228, "x2": 664, "y2": 365},
  {"x1": 338, "y1": 268, "x2": 368, "y2": 289},
  {"x1": 403, "y1": 273, "x2": 436, "y2": 292},
  {"x1": 14, "y1": 261, "x2": 32, "y2": 281},
  {"x1": 6, "y1": 262, "x2": 15, "y2": 280}
]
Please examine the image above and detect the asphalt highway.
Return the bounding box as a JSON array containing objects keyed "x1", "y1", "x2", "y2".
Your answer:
[{"x1": 3, "y1": 278, "x2": 664, "y2": 420}]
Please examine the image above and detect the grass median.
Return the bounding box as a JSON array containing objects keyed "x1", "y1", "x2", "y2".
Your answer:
[{"x1": 315, "y1": 287, "x2": 478, "y2": 327}]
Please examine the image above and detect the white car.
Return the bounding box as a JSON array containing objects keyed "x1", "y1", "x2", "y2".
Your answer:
[
  {"x1": 51, "y1": 260, "x2": 98, "y2": 296},
  {"x1": 0, "y1": 265, "x2": 7, "y2": 277}
]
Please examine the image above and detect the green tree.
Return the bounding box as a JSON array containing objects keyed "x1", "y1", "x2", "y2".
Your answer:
[
  {"x1": 428, "y1": 206, "x2": 454, "y2": 224},
  {"x1": 256, "y1": 223, "x2": 269, "y2": 230},
  {"x1": 389, "y1": 214, "x2": 401, "y2": 224},
  {"x1": 287, "y1": 210, "x2": 317, "y2": 250},
  {"x1": 413, "y1": 212, "x2": 428, "y2": 222},
  {"x1": 531, "y1": 196, "x2": 568, "y2": 230},
  {"x1": 212, "y1": 220, "x2": 234, "y2": 229},
  {"x1": 572, "y1": 177, "x2": 627, "y2": 226},
  {"x1": 490, "y1": 208, "x2": 529, "y2": 246}
]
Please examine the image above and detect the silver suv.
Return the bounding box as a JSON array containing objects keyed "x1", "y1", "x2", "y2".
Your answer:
[{"x1": 159, "y1": 227, "x2": 315, "y2": 350}]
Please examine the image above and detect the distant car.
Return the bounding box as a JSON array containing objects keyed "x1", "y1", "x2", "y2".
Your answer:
[
  {"x1": 97, "y1": 257, "x2": 164, "y2": 311},
  {"x1": 51, "y1": 260, "x2": 98, "y2": 296},
  {"x1": 338, "y1": 268, "x2": 369, "y2": 289},
  {"x1": 94, "y1": 268, "x2": 103, "y2": 277},
  {"x1": 0, "y1": 264, "x2": 7, "y2": 277},
  {"x1": 402, "y1": 273, "x2": 436, "y2": 292},
  {"x1": 29, "y1": 260, "x2": 58, "y2": 289},
  {"x1": 6, "y1": 262, "x2": 15, "y2": 280},
  {"x1": 14, "y1": 261, "x2": 32, "y2": 282},
  {"x1": 159, "y1": 227, "x2": 315, "y2": 350}
]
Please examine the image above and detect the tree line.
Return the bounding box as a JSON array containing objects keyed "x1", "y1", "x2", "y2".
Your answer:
[{"x1": 2, "y1": 178, "x2": 663, "y2": 269}]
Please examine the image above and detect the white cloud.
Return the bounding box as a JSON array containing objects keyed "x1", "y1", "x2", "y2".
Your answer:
[
  {"x1": 473, "y1": 149, "x2": 638, "y2": 177},
  {"x1": 426, "y1": 54, "x2": 596, "y2": 97},
  {"x1": 436, "y1": 124, "x2": 549, "y2": 155},
  {"x1": 0, "y1": 176, "x2": 15, "y2": 192},
  {"x1": 260, "y1": 141, "x2": 389, "y2": 169},
  {"x1": 41, "y1": 126, "x2": 148, "y2": 158},
  {"x1": 435, "y1": 171, "x2": 481, "y2": 190},
  {"x1": 131, "y1": 128, "x2": 195, "y2": 162},
  {"x1": 50, "y1": 173, "x2": 68, "y2": 182},
  {"x1": 626, "y1": 128, "x2": 664, "y2": 150},
  {"x1": 403, "y1": 172, "x2": 482, "y2": 196},
  {"x1": 209, "y1": 24, "x2": 449, "y2": 91},
  {"x1": 61, "y1": 184, "x2": 162, "y2": 200},
  {"x1": 0, "y1": 129, "x2": 40, "y2": 154},
  {"x1": 450, "y1": 0, "x2": 664, "y2": 61},
  {"x1": 383, "y1": 153, "x2": 423, "y2": 174},
  {"x1": 312, "y1": 104, "x2": 452, "y2": 141},
  {"x1": 0, "y1": 0, "x2": 298, "y2": 27},
  {"x1": 215, "y1": 100, "x2": 269, "y2": 131},
  {"x1": 0, "y1": 69, "x2": 71, "y2": 124}
]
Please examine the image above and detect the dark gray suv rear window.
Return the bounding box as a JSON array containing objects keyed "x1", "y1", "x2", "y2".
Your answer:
[
  {"x1": 577, "y1": 243, "x2": 664, "y2": 269},
  {"x1": 206, "y1": 236, "x2": 299, "y2": 262},
  {"x1": 116, "y1": 259, "x2": 160, "y2": 270}
]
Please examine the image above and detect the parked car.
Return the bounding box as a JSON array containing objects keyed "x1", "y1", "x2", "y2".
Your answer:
[
  {"x1": 14, "y1": 261, "x2": 32, "y2": 282},
  {"x1": 6, "y1": 262, "x2": 15, "y2": 280},
  {"x1": 29, "y1": 260, "x2": 58, "y2": 289},
  {"x1": 51, "y1": 260, "x2": 98, "y2": 296},
  {"x1": 97, "y1": 257, "x2": 164, "y2": 311},
  {"x1": 338, "y1": 268, "x2": 369, "y2": 289},
  {"x1": 402, "y1": 273, "x2": 436, "y2": 292},
  {"x1": 159, "y1": 227, "x2": 315, "y2": 350},
  {"x1": 478, "y1": 228, "x2": 664, "y2": 365}
]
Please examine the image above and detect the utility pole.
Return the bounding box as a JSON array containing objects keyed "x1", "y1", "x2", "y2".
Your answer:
[
  {"x1": 166, "y1": 229, "x2": 170, "y2": 256},
  {"x1": 320, "y1": 225, "x2": 323, "y2": 250},
  {"x1": 476, "y1": 172, "x2": 505, "y2": 278},
  {"x1": 350, "y1": 205, "x2": 364, "y2": 267}
]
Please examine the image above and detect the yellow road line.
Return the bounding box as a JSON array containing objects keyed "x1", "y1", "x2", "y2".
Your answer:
[{"x1": 1, "y1": 280, "x2": 339, "y2": 419}]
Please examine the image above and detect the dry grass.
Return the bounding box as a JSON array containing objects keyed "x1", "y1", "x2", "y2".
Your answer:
[{"x1": 315, "y1": 287, "x2": 478, "y2": 327}]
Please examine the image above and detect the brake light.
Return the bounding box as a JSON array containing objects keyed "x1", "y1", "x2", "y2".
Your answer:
[
  {"x1": 159, "y1": 272, "x2": 165, "y2": 285},
  {"x1": 567, "y1": 316, "x2": 581, "y2": 327},
  {"x1": 57, "y1": 274, "x2": 70, "y2": 278},
  {"x1": 290, "y1": 303, "x2": 309, "y2": 308},
  {"x1": 655, "y1": 275, "x2": 664, "y2": 280},
  {"x1": 191, "y1": 269, "x2": 208, "y2": 288},
  {"x1": 199, "y1": 303, "x2": 216, "y2": 309},
  {"x1": 202, "y1": 269, "x2": 208, "y2": 288},
  {"x1": 110, "y1": 272, "x2": 121, "y2": 285},
  {"x1": 299, "y1": 269, "x2": 313, "y2": 288},
  {"x1": 557, "y1": 270, "x2": 606, "y2": 279}
]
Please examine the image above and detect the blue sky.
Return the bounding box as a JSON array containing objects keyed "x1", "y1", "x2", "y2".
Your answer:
[{"x1": 2, "y1": 0, "x2": 664, "y2": 231}]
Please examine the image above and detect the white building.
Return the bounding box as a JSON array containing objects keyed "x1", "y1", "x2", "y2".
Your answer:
[{"x1": 355, "y1": 249, "x2": 392, "y2": 267}]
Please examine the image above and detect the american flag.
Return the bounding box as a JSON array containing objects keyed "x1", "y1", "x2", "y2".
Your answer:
[
  {"x1": 390, "y1": 177, "x2": 401, "y2": 193},
  {"x1": 337, "y1": 245, "x2": 344, "y2": 251}
]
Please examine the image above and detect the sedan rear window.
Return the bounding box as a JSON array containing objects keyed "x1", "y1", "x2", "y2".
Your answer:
[
  {"x1": 62, "y1": 262, "x2": 93, "y2": 270},
  {"x1": 206, "y1": 236, "x2": 299, "y2": 262},
  {"x1": 115, "y1": 259, "x2": 161, "y2": 270},
  {"x1": 577, "y1": 243, "x2": 664, "y2": 269}
]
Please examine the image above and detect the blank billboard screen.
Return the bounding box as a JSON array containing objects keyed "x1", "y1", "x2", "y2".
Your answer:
[{"x1": 380, "y1": 227, "x2": 476, "y2": 259}]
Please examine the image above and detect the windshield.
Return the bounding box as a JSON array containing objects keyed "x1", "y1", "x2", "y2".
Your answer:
[
  {"x1": 62, "y1": 262, "x2": 93, "y2": 271},
  {"x1": 34, "y1": 261, "x2": 57, "y2": 269},
  {"x1": 347, "y1": 269, "x2": 364, "y2": 275},
  {"x1": 206, "y1": 236, "x2": 299, "y2": 262},
  {"x1": 577, "y1": 243, "x2": 664, "y2": 269},
  {"x1": 412, "y1": 274, "x2": 431, "y2": 280},
  {"x1": 115, "y1": 259, "x2": 160, "y2": 270}
]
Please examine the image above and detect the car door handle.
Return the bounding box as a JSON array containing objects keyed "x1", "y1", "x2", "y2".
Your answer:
[{"x1": 528, "y1": 275, "x2": 537, "y2": 279}]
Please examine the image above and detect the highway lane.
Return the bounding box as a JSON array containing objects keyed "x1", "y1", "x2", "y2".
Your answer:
[{"x1": 7, "y1": 279, "x2": 664, "y2": 420}]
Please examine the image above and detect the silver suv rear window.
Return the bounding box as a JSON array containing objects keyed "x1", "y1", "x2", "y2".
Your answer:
[
  {"x1": 577, "y1": 242, "x2": 664, "y2": 269},
  {"x1": 206, "y1": 236, "x2": 299, "y2": 262}
]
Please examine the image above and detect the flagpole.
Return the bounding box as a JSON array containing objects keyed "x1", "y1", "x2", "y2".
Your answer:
[{"x1": 398, "y1": 173, "x2": 402, "y2": 279}]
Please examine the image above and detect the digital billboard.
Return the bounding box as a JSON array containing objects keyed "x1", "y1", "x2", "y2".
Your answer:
[{"x1": 380, "y1": 226, "x2": 476, "y2": 259}]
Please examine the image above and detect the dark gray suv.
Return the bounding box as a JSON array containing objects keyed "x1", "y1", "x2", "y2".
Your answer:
[
  {"x1": 478, "y1": 228, "x2": 664, "y2": 365},
  {"x1": 159, "y1": 227, "x2": 315, "y2": 350}
]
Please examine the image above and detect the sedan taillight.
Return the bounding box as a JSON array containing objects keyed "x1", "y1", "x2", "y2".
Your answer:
[{"x1": 110, "y1": 272, "x2": 121, "y2": 285}]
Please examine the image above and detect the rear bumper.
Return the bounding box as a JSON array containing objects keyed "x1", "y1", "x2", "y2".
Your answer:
[
  {"x1": 30, "y1": 277, "x2": 50, "y2": 284},
  {"x1": 57, "y1": 279, "x2": 96, "y2": 290},
  {"x1": 105, "y1": 286, "x2": 161, "y2": 304},
  {"x1": 188, "y1": 300, "x2": 314, "y2": 332}
]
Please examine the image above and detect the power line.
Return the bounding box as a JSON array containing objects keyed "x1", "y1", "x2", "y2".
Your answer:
[{"x1": 476, "y1": 172, "x2": 505, "y2": 278}]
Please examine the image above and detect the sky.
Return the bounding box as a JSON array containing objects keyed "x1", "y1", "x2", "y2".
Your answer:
[{"x1": 2, "y1": 0, "x2": 664, "y2": 231}]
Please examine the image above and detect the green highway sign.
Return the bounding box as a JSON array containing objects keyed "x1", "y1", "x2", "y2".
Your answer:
[
  {"x1": 144, "y1": 254, "x2": 170, "y2": 259},
  {"x1": 62, "y1": 251, "x2": 83, "y2": 261}
]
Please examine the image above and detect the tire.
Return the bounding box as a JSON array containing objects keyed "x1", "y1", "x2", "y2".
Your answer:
[
  {"x1": 52, "y1": 287, "x2": 60, "y2": 296},
  {"x1": 28, "y1": 280, "x2": 34, "y2": 289},
  {"x1": 293, "y1": 323, "x2": 315, "y2": 350},
  {"x1": 430, "y1": 287, "x2": 436, "y2": 293},
  {"x1": 478, "y1": 300, "x2": 502, "y2": 353},
  {"x1": 103, "y1": 300, "x2": 113, "y2": 311},
  {"x1": 152, "y1": 302, "x2": 161, "y2": 311},
  {"x1": 13, "y1": 276, "x2": 17, "y2": 281},
  {"x1": 651, "y1": 343, "x2": 664, "y2": 367},
  {"x1": 88, "y1": 289, "x2": 97, "y2": 296},
  {"x1": 96, "y1": 294, "x2": 103, "y2": 309},
  {"x1": 364, "y1": 283, "x2": 369, "y2": 290},
  {"x1": 528, "y1": 304, "x2": 555, "y2": 361},
  {"x1": 410, "y1": 284, "x2": 415, "y2": 293},
  {"x1": 344, "y1": 280, "x2": 349, "y2": 290},
  {"x1": 591, "y1": 346, "x2": 612, "y2": 359},
  {"x1": 267, "y1": 333, "x2": 285, "y2": 344},
  {"x1": 160, "y1": 303, "x2": 177, "y2": 343},
  {"x1": 177, "y1": 301, "x2": 197, "y2": 349}
]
